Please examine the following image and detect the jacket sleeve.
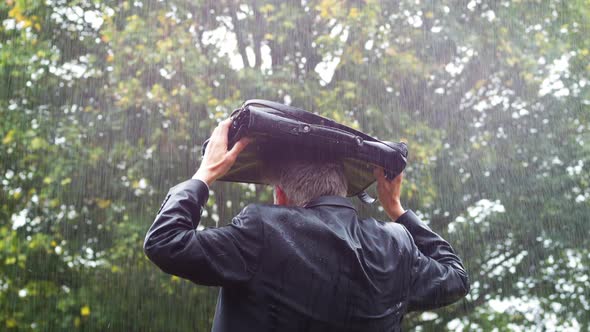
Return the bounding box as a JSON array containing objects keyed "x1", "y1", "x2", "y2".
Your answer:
[
  {"x1": 396, "y1": 210, "x2": 470, "y2": 312},
  {"x1": 143, "y1": 179, "x2": 263, "y2": 287}
]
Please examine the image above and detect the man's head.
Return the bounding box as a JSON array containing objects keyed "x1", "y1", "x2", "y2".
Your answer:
[{"x1": 271, "y1": 158, "x2": 348, "y2": 207}]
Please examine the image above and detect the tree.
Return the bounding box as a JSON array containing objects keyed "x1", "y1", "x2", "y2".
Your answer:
[{"x1": 1, "y1": 0, "x2": 588, "y2": 330}]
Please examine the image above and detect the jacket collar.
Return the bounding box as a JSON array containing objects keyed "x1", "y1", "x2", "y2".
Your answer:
[{"x1": 304, "y1": 195, "x2": 357, "y2": 212}]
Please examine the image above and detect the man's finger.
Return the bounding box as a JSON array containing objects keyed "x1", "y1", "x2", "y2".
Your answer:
[
  {"x1": 373, "y1": 167, "x2": 385, "y2": 180},
  {"x1": 227, "y1": 137, "x2": 252, "y2": 159},
  {"x1": 220, "y1": 118, "x2": 232, "y2": 128},
  {"x1": 212, "y1": 118, "x2": 232, "y2": 144},
  {"x1": 213, "y1": 118, "x2": 230, "y2": 132}
]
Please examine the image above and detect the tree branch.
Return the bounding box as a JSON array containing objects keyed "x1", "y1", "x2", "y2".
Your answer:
[{"x1": 229, "y1": 1, "x2": 250, "y2": 68}]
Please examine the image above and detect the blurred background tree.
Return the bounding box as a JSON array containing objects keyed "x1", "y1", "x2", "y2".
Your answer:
[{"x1": 1, "y1": 0, "x2": 588, "y2": 330}]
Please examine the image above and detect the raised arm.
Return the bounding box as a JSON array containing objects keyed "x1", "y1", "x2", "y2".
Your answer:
[
  {"x1": 144, "y1": 118, "x2": 256, "y2": 286},
  {"x1": 374, "y1": 167, "x2": 469, "y2": 311},
  {"x1": 397, "y1": 210, "x2": 469, "y2": 311}
]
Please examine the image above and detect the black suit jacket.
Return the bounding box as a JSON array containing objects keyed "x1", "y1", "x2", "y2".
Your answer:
[{"x1": 144, "y1": 179, "x2": 469, "y2": 332}]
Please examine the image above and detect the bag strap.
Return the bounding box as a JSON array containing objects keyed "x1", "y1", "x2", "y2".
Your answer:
[{"x1": 357, "y1": 191, "x2": 377, "y2": 204}]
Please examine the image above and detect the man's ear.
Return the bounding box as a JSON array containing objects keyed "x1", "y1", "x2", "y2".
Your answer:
[{"x1": 274, "y1": 185, "x2": 289, "y2": 206}]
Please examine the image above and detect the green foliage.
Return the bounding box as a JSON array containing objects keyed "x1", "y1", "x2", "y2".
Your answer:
[{"x1": 1, "y1": 0, "x2": 588, "y2": 330}]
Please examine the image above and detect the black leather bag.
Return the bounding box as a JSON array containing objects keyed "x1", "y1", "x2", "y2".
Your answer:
[{"x1": 202, "y1": 99, "x2": 408, "y2": 203}]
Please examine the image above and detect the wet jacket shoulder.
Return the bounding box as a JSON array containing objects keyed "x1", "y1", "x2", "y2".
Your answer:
[{"x1": 143, "y1": 179, "x2": 264, "y2": 286}]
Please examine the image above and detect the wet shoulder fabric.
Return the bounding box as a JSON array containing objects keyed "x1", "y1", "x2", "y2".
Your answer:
[{"x1": 202, "y1": 99, "x2": 409, "y2": 201}]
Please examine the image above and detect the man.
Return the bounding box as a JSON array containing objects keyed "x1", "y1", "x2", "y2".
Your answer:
[{"x1": 144, "y1": 118, "x2": 469, "y2": 331}]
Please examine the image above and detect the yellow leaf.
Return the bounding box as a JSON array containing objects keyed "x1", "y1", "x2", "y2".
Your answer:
[
  {"x1": 475, "y1": 79, "x2": 487, "y2": 90},
  {"x1": 81, "y1": 305, "x2": 91, "y2": 317},
  {"x1": 60, "y1": 178, "x2": 71, "y2": 186},
  {"x1": 331, "y1": 111, "x2": 342, "y2": 122},
  {"x1": 30, "y1": 137, "x2": 46, "y2": 150},
  {"x1": 259, "y1": 4, "x2": 275, "y2": 14},
  {"x1": 96, "y1": 199, "x2": 111, "y2": 209},
  {"x1": 385, "y1": 47, "x2": 397, "y2": 56},
  {"x1": 207, "y1": 98, "x2": 219, "y2": 107},
  {"x1": 317, "y1": 0, "x2": 338, "y2": 18},
  {"x1": 344, "y1": 91, "x2": 355, "y2": 100},
  {"x1": 2, "y1": 129, "x2": 15, "y2": 144},
  {"x1": 89, "y1": 148, "x2": 104, "y2": 163},
  {"x1": 6, "y1": 318, "x2": 17, "y2": 328},
  {"x1": 12, "y1": 190, "x2": 21, "y2": 200},
  {"x1": 8, "y1": 6, "x2": 21, "y2": 20},
  {"x1": 349, "y1": 7, "x2": 359, "y2": 19},
  {"x1": 424, "y1": 11, "x2": 434, "y2": 19},
  {"x1": 8, "y1": 4, "x2": 32, "y2": 28},
  {"x1": 534, "y1": 32, "x2": 545, "y2": 45},
  {"x1": 43, "y1": 177, "x2": 53, "y2": 184}
]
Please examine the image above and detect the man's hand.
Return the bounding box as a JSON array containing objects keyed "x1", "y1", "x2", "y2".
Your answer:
[
  {"x1": 193, "y1": 118, "x2": 251, "y2": 186},
  {"x1": 374, "y1": 167, "x2": 406, "y2": 221}
]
